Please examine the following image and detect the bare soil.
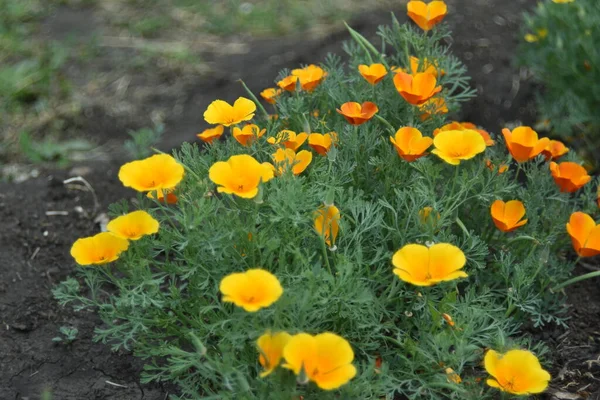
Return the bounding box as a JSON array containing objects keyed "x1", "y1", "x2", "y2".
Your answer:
[{"x1": 1, "y1": 0, "x2": 598, "y2": 399}]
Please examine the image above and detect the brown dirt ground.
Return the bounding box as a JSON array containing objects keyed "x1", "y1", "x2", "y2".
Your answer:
[{"x1": 1, "y1": 0, "x2": 599, "y2": 399}]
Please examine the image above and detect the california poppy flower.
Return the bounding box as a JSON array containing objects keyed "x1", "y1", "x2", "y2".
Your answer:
[
  {"x1": 119, "y1": 154, "x2": 185, "y2": 192},
  {"x1": 70, "y1": 232, "x2": 130, "y2": 266},
  {"x1": 485, "y1": 160, "x2": 508, "y2": 174},
  {"x1": 419, "y1": 206, "x2": 440, "y2": 226},
  {"x1": 552, "y1": 0, "x2": 574, "y2": 3},
  {"x1": 314, "y1": 205, "x2": 340, "y2": 247},
  {"x1": 266, "y1": 130, "x2": 308, "y2": 151},
  {"x1": 358, "y1": 63, "x2": 388, "y2": 85},
  {"x1": 203, "y1": 97, "x2": 256, "y2": 127},
  {"x1": 197, "y1": 125, "x2": 224, "y2": 144},
  {"x1": 566, "y1": 212, "x2": 600, "y2": 257},
  {"x1": 147, "y1": 188, "x2": 178, "y2": 204},
  {"x1": 336, "y1": 101, "x2": 378, "y2": 125},
  {"x1": 219, "y1": 269, "x2": 283, "y2": 312},
  {"x1": 392, "y1": 243, "x2": 467, "y2": 286},
  {"x1": 308, "y1": 133, "x2": 334, "y2": 155},
  {"x1": 260, "y1": 88, "x2": 282, "y2": 104},
  {"x1": 283, "y1": 332, "x2": 356, "y2": 390},
  {"x1": 501, "y1": 126, "x2": 549, "y2": 163},
  {"x1": 106, "y1": 210, "x2": 160, "y2": 240},
  {"x1": 407, "y1": 1, "x2": 448, "y2": 31},
  {"x1": 232, "y1": 124, "x2": 266, "y2": 146},
  {"x1": 389, "y1": 127, "x2": 433, "y2": 162},
  {"x1": 257, "y1": 331, "x2": 292, "y2": 377},
  {"x1": 431, "y1": 129, "x2": 486, "y2": 165},
  {"x1": 549, "y1": 162, "x2": 591, "y2": 193},
  {"x1": 394, "y1": 56, "x2": 444, "y2": 76},
  {"x1": 393, "y1": 71, "x2": 442, "y2": 105},
  {"x1": 445, "y1": 368, "x2": 462, "y2": 384},
  {"x1": 277, "y1": 75, "x2": 299, "y2": 92},
  {"x1": 272, "y1": 148, "x2": 312, "y2": 176},
  {"x1": 490, "y1": 200, "x2": 528, "y2": 232},
  {"x1": 542, "y1": 140, "x2": 569, "y2": 160},
  {"x1": 434, "y1": 122, "x2": 495, "y2": 146},
  {"x1": 419, "y1": 97, "x2": 448, "y2": 120},
  {"x1": 291, "y1": 64, "x2": 327, "y2": 91},
  {"x1": 208, "y1": 154, "x2": 274, "y2": 199},
  {"x1": 485, "y1": 349, "x2": 551, "y2": 395},
  {"x1": 524, "y1": 28, "x2": 548, "y2": 43}
]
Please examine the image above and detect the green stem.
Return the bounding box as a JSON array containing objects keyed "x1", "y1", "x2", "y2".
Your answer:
[
  {"x1": 374, "y1": 114, "x2": 396, "y2": 133},
  {"x1": 552, "y1": 270, "x2": 600, "y2": 292},
  {"x1": 238, "y1": 79, "x2": 269, "y2": 120},
  {"x1": 320, "y1": 239, "x2": 333, "y2": 276}
]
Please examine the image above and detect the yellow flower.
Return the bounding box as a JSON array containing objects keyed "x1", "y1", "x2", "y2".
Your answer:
[
  {"x1": 272, "y1": 148, "x2": 312, "y2": 176},
  {"x1": 392, "y1": 243, "x2": 467, "y2": 286},
  {"x1": 524, "y1": 29, "x2": 548, "y2": 43},
  {"x1": 266, "y1": 130, "x2": 308, "y2": 151},
  {"x1": 196, "y1": 125, "x2": 224, "y2": 143},
  {"x1": 70, "y1": 232, "x2": 130, "y2": 266},
  {"x1": 203, "y1": 97, "x2": 256, "y2": 127},
  {"x1": 552, "y1": 0, "x2": 574, "y2": 3},
  {"x1": 308, "y1": 133, "x2": 334, "y2": 156},
  {"x1": 219, "y1": 269, "x2": 283, "y2": 312},
  {"x1": 208, "y1": 154, "x2": 274, "y2": 199},
  {"x1": 431, "y1": 129, "x2": 486, "y2": 165},
  {"x1": 485, "y1": 349, "x2": 551, "y2": 395},
  {"x1": 106, "y1": 210, "x2": 160, "y2": 240},
  {"x1": 257, "y1": 331, "x2": 292, "y2": 377},
  {"x1": 232, "y1": 124, "x2": 266, "y2": 146},
  {"x1": 314, "y1": 205, "x2": 340, "y2": 247},
  {"x1": 119, "y1": 154, "x2": 185, "y2": 192},
  {"x1": 445, "y1": 368, "x2": 462, "y2": 384},
  {"x1": 490, "y1": 200, "x2": 528, "y2": 233},
  {"x1": 282, "y1": 332, "x2": 357, "y2": 390}
]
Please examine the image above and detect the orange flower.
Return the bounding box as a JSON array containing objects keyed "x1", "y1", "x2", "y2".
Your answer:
[
  {"x1": 435, "y1": 122, "x2": 495, "y2": 146},
  {"x1": 291, "y1": 64, "x2": 327, "y2": 91},
  {"x1": 393, "y1": 71, "x2": 441, "y2": 105},
  {"x1": 260, "y1": 88, "x2": 282, "y2": 104},
  {"x1": 407, "y1": 1, "x2": 448, "y2": 31},
  {"x1": 542, "y1": 140, "x2": 569, "y2": 160},
  {"x1": 485, "y1": 160, "x2": 508, "y2": 174},
  {"x1": 119, "y1": 154, "x2": 185, "y2": 192},
  {"x1": 277, "y1": 75, "x2": 299, "y2": 92},
  {"x1": 336, "y1": 101, "x2": 378, "y2": 125},
  {"x1": 501, "y1": 126, "x2": 549, "y2": 162},
  {"x1": 203, "y1": 97, "x2": 256, "y2": 127},
  {"x1": 272, "y1": 148, "x2": 312, "y2": 175},
  {"x1": 358, "y1": 63, "x2": 388, "y2": 85},
  {"x1": 490, "y1": 200, "x2": 528, "y2": 232},
  {"x1": 232, "y1": 124, "x2": 266, "y2": 147},
  {"x1": 70, "y1": 232, "x2": 129, "y2": 266},
  {"x1": 197, "y1": 125, "x2": 224, "y2": 144},
  {"x1": 566, "y1": 212, "x2": 600, "y2": 257},
  {"x1": 394, "y1": 56, "x2": 444, "y2": 76},
  {"x1": 147, "y1": 188, "x2": 178, "y2": 204},
  {"x1": 308, "y1": 133, "x2": 334, "y2": 155},
  {"x1": 419, "y1": 97, "x2": 448, "y2": 120},
  {"x1": 266, "y1": 130, "x2": 308, "y2": 151},
  {"x1": 549, "y1": 162, "x2": 591, "y2": 193},
  {"x1": 442, "y1": 313, "x2": 455, "y2": 327},
  {"x1": 389, "y1": 127, "x2": 432, "y2": 162}
]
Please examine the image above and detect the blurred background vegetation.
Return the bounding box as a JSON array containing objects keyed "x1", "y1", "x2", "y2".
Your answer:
[{"x1": 1, "y1": 0, "x2": 391, "y2": 167}]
